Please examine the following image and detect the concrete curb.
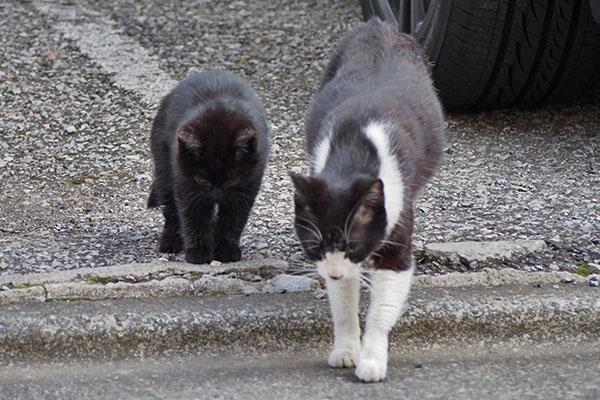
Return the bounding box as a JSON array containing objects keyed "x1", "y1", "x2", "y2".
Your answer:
[
  {"x1": 0, "y1": 258, "x2": 306, "y2": 304},
  {"x1": 2, "y1": 258, "x2": 598, "y2": 304},
  {"x1": 1, "y1": 263, "x2": 599, "y2": 363}
]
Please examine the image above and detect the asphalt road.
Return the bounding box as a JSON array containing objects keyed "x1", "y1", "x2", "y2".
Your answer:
[
  {"x1": 2, "y1": 342, "x2": 599, "y2": 400},
  {"x1": 0, "y1": 2, "x2": 599, "y2": 274},
  {"x1": 2, "y1": 280, "x2": 599, "y2": 399}
]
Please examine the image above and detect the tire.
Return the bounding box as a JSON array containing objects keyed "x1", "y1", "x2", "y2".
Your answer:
[{"x1": 360, "y1": 0, "x2": 600, "y2": 110}]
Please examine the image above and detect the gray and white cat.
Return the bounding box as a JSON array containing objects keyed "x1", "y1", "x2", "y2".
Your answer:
[{"x1": 290, "y1": 19, "x2": 445, "y2": 382}]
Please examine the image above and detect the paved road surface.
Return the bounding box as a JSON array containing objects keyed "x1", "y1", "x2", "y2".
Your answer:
[
  {"x1": 2, "y1": 342, "x2": 599, "y2": 400},
  {"x1": 1, "y1": 0, "x2": 599, "y2": 276}
]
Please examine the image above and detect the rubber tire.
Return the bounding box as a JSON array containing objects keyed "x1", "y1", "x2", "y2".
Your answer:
[{"x1": 360, "y1": 0, "x2": 600, "y2": 110}]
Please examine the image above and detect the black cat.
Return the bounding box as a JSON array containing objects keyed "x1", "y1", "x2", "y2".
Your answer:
[
  {"x1": 290, "y1": 19, "x2": 445, "y2": 382},
  {"x1": 148, "y1": 71, "x2": 269, "y2": 264}
]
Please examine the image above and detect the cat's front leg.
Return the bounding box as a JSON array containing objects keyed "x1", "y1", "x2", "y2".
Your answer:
[
  {"x1": 356, "y1": 265, "x2": 413, "y2": 382},
  {"x1": 326, "y1": 276, "x2": 361, "y2": 368},
  {"x1": 178, "y1": 191, "x2": 216, "y2": 264},
  {"x1": 158, "y1": 200, "x2": 183, "y2": 253},
  {"x1": 213, "y1": 191, "x2": 256, "y2": 262}
]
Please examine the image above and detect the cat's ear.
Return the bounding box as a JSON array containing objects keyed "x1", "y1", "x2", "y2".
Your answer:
[
  {"x1": 176, "y1": 124, "x2": 203, "y2": 153},
  {"x1": 351, "y1": 179, "x2": 385, "y2": 227},
  {"x1": 289, "y1": 172, "x2": 311, "y2": 207},
  {"x1": 361, "y1": 179, "x2": 384, "y2": 208},
  {"x1": 289, "y1": 172, "x2": 311, "y2": 194},
  {"x1": 232, "y1": 128, "x2": 257, "y2": 159}
]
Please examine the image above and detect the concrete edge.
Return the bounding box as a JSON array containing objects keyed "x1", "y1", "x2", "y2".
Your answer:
[
  {"x1": 0, "y1": 258, "x2": 289, "y2": 287},
  {"x1": 1, "y1": 258, "x2": 599, "y2": 304},
  {"x1": 0, "y1": 258, "x2": 290, "y2": 304},
  {"x1": 1, "y1": 285, "x2": 599, "y2": 362}
]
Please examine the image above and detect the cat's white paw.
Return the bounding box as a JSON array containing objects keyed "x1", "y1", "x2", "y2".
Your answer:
[
  {"x1": 355, "y1": 357, "x2": 387, "y2": 382},
  {"x1": 328, "y1": 347, "x2": 359, "y2": 368}
]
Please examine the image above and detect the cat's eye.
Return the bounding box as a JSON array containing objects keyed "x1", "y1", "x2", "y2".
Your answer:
[
  {"x1": 345, "y1": 244, "x2": 366, "y2": 262},
  {"x1": 295, "y1": 201, "x2": 311, "y2": 214},
  {"x1": 223, "y1": 177, "x2": 240, "y2": 189},
  {"x1": 347, "y1": 245, "x2": 362, "y2": 255},
  {"x1": 194, "y1": 176, "x2": 210, "y2": 186}
]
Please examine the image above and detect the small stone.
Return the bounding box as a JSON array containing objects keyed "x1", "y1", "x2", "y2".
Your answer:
[
  {"x1": 552, "y1": 284, "x2": 560, "y2": 289},
  {"x1": 314, "y1": 288, "x2": 326, "y2": 300},
  {"x1": 242, "y1": 285, "x2": 259, "y2": 295},
  {"x1": 424, "y1": 240, "x2": 547, "y2": 264},
  {"x1": 210, "y1": 260, "x2": 222, "y2": 266},
  {"x1": 269, "y1": 274, "x2": 318, "y2": 293},
  {"x1": 66, "y1": 125, "x2": 76, "y2": 133},
  {"x1": 589, "y1": 276, "x2": 599, "y2": 287},
  {"x1": 548, "y1": 263, "x2": 560, "y2": 271},
  {"x1": 588, "y1": 263, "x2": 600, "y2": 274}
]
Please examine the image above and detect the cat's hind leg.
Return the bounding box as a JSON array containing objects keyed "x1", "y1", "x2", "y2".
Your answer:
[
  {"x1": 325, "y1": 276, "x2": 361, "y2": 368},
  {"x1": 356, "y1": 265, "x2": 414, "y2": 382}
]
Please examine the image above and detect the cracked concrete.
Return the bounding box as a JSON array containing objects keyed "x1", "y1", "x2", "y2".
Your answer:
[{"x1": 1, "y1": 256, "x2": 598, "y2": 305}]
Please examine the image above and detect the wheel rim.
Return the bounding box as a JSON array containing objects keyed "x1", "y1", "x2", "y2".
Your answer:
[{"x1": 391, "y1": 0, "x2": 435, "y2": 38}]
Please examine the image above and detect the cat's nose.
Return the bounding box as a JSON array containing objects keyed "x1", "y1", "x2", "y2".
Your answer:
[
  {"x1": 211, "y1": 188, "x2": 223, "y2": 200},
  {"x1": 328, "y1": 270, "x2": 343, "y2": 280}
]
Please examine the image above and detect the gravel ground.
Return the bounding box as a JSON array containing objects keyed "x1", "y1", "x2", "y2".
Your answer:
[{"x1": 0, "y1": 0, "x2": 599, "y2": 277}]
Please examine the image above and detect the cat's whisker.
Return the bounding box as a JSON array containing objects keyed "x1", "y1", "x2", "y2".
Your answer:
[
  {"x1": 287, "y1": 269, "x2": 320, "y2": 278},
  {"x1": 295, "y1": 222, "x2": 323, "y2": 242},
  {"x1": 285, "y1": 265, "x2": 321, "y2": 279},
  {"x1": 359, "y1": 268, "x2": 373, "y2": 289},
  {"x1": 347, "y1": 239, "x2": 370, "y2": 244},
  {"x1": 300, "y1": 239, "x2": 322, "y2": 245},
  {"x1": 185, "y1": 194, "x2": 209, "y2": 213},
  {"x1": 343, "y1": 200, "x2": 362, "y2": 240},
  {"x1": 379, "y1": 240, "x2": 408, "y2": 249},
  {"x1": 358, "y1": 275, "x2": 372, "y2": 289},
  {"x1": 231, "y1": 193, "x2": 250, "y2": 208},
  {"x1": 296, "y1": 216, "x2": 323, "y2": 240},
  {"x1": 303, "y1": 244, "x2": 322, "y2": 251}
]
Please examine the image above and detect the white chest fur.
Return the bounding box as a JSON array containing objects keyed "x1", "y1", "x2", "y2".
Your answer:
[{"x1": 311, "y1": 121, "x2": 405, "y2": 238}]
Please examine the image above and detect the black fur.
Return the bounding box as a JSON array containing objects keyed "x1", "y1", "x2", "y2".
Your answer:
[
  {"x1": 149, "y1": 71, "x2": 269, "y2": 264},
  {"x1": 292, "y1": 19, "x2": 445, "y2": 271}
]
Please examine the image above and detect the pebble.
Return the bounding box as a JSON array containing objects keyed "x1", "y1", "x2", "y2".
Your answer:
[
  {"x1": 589, "y1": 277, "x2": 599, "y2": 287},
  {"x1": 588, "y1": 263, "x2": 600, "y2": 274},
  {"x1": 548, "y1": 263, "x2": 560, "y2": 272}
]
